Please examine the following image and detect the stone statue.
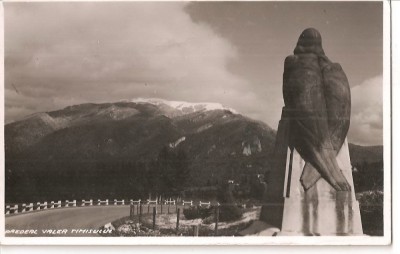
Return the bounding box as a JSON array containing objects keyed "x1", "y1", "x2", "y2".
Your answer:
[
  {"x1": 283, "y1": 28, "x2": 351, "y2": 191},
  {"x1": 253, "y1": 28, "x2": 363, "y2": 236}
]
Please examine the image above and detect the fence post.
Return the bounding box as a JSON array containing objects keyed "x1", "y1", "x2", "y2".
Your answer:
[
  {"x1": 130, "y1": 205, "x2": 134, "y2": 219},
  {"x1": 176, "y1": 208, "x2": 180, "y2": 235},
  {"x1": 168, "y1": 203, "x2": 170, "y2": 214},
  {"x1": 176, "y1": 201, "x2": 178, "y2": 213},
  {"x1": 215, "y1": 205, "x2": 219, "y2": 236},
  {"x1": 193, "y1": 225, "x2": 199, "y2": 237},
  {"x1": 153, "y1": 207, "x2": 156, "y2": 230},
  {"x1": 160, "y1": 202, "x2": 163, "y2": 214}
]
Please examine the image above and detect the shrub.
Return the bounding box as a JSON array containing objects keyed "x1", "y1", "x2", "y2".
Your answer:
[
  {"x1": 183, "y1": 206, "x2": 199, "y2": 220},
  {"x1": 356, "y1": 190, "x2": 384, "y2": 236},
  {"x1": 216, "y1": 182, "x2": 243, "y2": 222},
  {"x1": 218, "y1": 204, "x2": 243, "y2": 222},
  {"x1": 199, "y1": 206, "x2": 213, "y2": 218},
  {"x1": 183, "y1": 206, "x2": 212, "y2": 220}
]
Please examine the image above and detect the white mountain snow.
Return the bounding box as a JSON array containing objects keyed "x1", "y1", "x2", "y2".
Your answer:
[{"x1": 131, "y1": 98, "x2": 238, "y2": 114}]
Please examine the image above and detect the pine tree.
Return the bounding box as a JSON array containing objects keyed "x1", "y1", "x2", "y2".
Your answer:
[
  {"x1": 157, "y1": 146, "x2": 175, "y2": 194},
  {"x1": 175, "y1": 148, "x2": 190, "y2": 191}
]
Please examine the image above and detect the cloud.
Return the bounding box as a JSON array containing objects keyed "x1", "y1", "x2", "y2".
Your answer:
[
  {"x1": 4, "y1": 2, "x2": 384, "y2": 147},
  {"x1": 347, "y1": 75, "x2": 383, "y2": 146},
  {"x1": 5, "y1": 2, "x2": 254, "y2": 123}
]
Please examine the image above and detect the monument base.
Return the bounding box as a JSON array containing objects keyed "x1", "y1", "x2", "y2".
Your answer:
[
  {"x1": 260, "y1": 139, "x2": 363, "y2": 236},
  {"x1": 279, "y1": 192, "x2": 363, "y2": 236}
]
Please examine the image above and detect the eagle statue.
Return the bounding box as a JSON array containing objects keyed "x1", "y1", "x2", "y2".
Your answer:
[{"x1": 283, "y1": 28, "x2": 351, "y2": 191}]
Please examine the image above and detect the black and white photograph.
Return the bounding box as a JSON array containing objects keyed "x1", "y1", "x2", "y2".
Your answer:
[{"x1": 1, "y1": 0, "x2": 391, "y2": 245}]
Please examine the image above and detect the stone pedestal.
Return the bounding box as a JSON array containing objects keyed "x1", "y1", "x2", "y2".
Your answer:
[
  {"x1": 278, "y1": 139, "x2": 363, "y2": 235},
  {"x1": 259, "y1": 107, "x2": 363, "y2": 236}
]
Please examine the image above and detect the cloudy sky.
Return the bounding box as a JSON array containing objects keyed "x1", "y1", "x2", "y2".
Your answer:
[{"x1": 4, "y1": 1, "x2": 383, "y2": 145}]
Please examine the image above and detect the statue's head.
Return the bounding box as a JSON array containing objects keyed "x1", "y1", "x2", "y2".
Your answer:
[{"x1": 294, "y1": 28, "x2": 325, "y2": 55}]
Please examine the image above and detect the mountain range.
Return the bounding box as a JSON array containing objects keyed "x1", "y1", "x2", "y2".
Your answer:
[{"x1": 4, "y1": 98, "x2": 383, "y2": 203}]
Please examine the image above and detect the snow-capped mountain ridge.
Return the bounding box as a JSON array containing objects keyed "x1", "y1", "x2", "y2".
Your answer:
[{"x1": 131, "y1": 98, "x2": 238, "y2": 114}]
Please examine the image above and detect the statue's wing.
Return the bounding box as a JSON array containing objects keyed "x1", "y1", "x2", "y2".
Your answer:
[
  {"x1": 321, "y1": 58, "x2": 351, "y2": 151},
  {"x1": 299, "y1": 58, "x2": 351, "y2": 190},
  {"x1": 283, "y1": 53, "x2": 350, "y2": 191}
]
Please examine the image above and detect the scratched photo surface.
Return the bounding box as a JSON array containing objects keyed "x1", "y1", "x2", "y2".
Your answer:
[{"x1": 3, "y1": 1, "x2": 386, "y2": 240}]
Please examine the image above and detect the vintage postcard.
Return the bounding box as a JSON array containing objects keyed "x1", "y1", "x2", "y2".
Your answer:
[{"x1": 0, "y1": 0, "x2": 392, "y2": 245}]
